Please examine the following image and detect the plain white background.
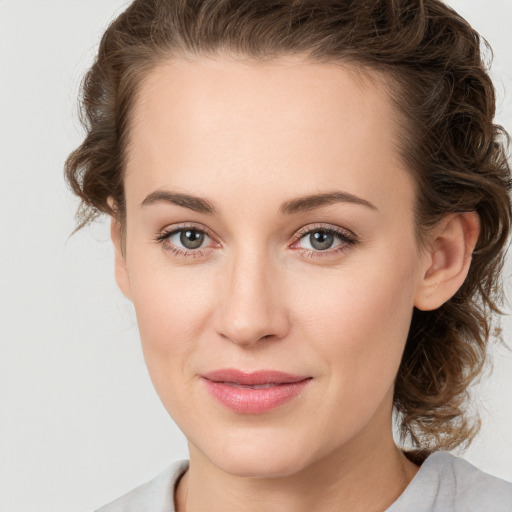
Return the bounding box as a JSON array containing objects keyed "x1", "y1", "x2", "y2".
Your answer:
[{"x1": 0, "y1": 1, "x2": 511, "y2": 511}]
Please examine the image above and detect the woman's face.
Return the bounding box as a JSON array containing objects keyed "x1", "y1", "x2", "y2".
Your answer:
[{"x1": 117, "y1": 56, "x2": 430, "y2": 477}]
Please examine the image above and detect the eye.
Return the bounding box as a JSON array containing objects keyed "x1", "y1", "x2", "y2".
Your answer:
[
  {"x1": 292, "y1": 225, "x2": 357, "y2": 257},
  {"x1": 155, "y1": 224, "x2": 217, "y2": 257},
  {"x1": 300, "y1": 230, "x2": 338, "y2": 251},
  {"x1": 168, "y1": 228, "x2": 208, "y2": 250}
]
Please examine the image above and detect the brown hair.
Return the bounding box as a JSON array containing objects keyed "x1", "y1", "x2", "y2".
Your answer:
[{"x1": 65, "y1": 0, "x2": 511, "y2": 453}]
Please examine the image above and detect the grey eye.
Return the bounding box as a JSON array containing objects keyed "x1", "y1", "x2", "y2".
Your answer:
[
  {"x1": 169, "y1": 229, "x2": 207, "y2": 249},
  {"x1": 308, "y1": 231, "x2": 335, "y2": 250}
]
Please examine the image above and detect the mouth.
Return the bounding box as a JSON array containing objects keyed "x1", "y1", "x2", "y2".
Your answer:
[
  {"x1": 218, "y1": 382, "x2": 286, "y2": 389},
  {"x1": 200, "y1": 369, "x2": 312, "y2": 414}
]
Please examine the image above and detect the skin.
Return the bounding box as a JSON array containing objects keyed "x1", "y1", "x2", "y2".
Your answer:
[{"x1": 111, "y1": 55, "x2": 480, "y2": 512}]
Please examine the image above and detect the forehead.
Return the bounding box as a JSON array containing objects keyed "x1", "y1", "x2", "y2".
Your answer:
[{"x1": 125, "y1": 55, "x2": 411, "y2": 212}]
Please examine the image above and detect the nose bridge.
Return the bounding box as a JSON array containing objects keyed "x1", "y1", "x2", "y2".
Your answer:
[{"x1": 215, "y1": 243, "x2": 289, "y2": 346}]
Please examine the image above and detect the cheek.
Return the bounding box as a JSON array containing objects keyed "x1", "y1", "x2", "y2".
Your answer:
[
  {"x1": 126, "y1": 256, "x2": 219, "y2": 401},
  {"x1": 132, "y1": 271, "x2": 213, "y2": 340},
  {"x1": 292, "y1": 246, "x2": 418, "y2": 405}
]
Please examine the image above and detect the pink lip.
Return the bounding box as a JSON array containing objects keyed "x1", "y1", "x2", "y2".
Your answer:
[{"x1": 201, "y1": 369, "x2": 312, "y2": 414}]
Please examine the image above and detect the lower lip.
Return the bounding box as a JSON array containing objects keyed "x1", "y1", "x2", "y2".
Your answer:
[{"x1": 202, "y1": 378, "x2": 311, "y2": 414}]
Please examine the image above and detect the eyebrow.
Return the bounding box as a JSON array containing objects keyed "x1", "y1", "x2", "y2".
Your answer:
[
  {"x1": 140, "y1": 189, "x2": 377, "y2": 215},
  {"x1": 279, "y1": 191, "x2": 377, "y2": 215},
  {"x1": 140, "y1": 190, "x2": 219, "y2": 215}
]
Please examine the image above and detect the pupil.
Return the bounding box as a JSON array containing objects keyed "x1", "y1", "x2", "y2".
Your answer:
[
  {"x1": 310, "y1": 231, "x2": 334, "y2": 250},
  {"x1": 180, "y1": 229, "x2": 204, "y2": 249}
]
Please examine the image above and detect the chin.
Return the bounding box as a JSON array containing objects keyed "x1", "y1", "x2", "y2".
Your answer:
[
  {"x1": 193, "y1": 426, "x2": 319, "y2": 479},
  {"x1": 215, "y1": 451, "x2": 311, "y2": 479}
]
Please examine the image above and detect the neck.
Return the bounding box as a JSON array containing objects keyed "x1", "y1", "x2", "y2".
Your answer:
[{"x1": 175, "y1": 429, "x2": 419, "y2": 512}]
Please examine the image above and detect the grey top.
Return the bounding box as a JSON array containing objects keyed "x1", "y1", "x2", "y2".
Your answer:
[{"x1": 96, "y1": 452, "x2": 512, "y2": 511}]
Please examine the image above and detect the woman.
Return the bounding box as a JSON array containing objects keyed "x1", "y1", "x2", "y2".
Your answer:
[{"x1": 65, "y1": 0, "x2": 512, "y2": 510}]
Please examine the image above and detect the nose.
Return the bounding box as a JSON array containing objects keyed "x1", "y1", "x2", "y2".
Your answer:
[{"x1": 213, "y1": 249, "x2": 291, "y2": 347}]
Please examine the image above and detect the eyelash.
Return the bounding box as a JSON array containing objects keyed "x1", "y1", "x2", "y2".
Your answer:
[
  {"x1": 291, "y1": 224, "x2": 358, "y2": 259},
  {"x1": 155, "y1": 223, "x2": 217, "y2": 259},
  {"x1": 155, "y1": 223, "x2": 358, "y2": 260}
]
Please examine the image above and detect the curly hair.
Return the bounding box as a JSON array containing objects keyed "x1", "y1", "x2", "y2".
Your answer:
[{"x1": 65, "y1": 0, "x2": 511, "y2": 454}]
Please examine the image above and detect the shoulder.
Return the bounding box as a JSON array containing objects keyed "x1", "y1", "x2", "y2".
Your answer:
[
  {"x1": 95, "y1": 460, "x2": 189, "y2": 512},
  {"x1": 446, "y1": 453, "x2": 512, "y2": 509},
  {"x1": 388, "y1": 451, "x2": 512, "y2": 512}
]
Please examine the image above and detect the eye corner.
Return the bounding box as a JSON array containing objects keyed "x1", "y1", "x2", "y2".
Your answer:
[
  {"x1": 154, "y1": 222, "x2": 221, "y2": 258},
  {"x1": 289, "y1": 223, "x2": 359, "y2": 259}
]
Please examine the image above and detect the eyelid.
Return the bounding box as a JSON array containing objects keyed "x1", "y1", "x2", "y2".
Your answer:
[
  {"x1": 155, "y1": 221, "x2": 358, "y2": 259},
  {"x1": 155, "y1": 223, "x2": 221, "y2": 259},
  {"x1": 156, "y1": 222, "x2": 219, "y2": 244},
  {"x1": 291, "y1": 223, "x2": 358, "y2": 244},
  {"x1": 289, "y1": 223, "x2": 358, "y2": 258}
]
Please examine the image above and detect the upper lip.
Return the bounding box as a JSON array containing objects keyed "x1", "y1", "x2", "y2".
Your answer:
[{"x1": 201, "y1": 369, "x2": 311, "y2": 385}]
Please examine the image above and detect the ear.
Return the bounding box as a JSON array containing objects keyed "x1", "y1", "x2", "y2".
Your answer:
[
  {"x1": 414, "y1": 211, "x2": 480, "y2": 311},
  {"x1": 108, "y1": 198, "x2": 132, "y2": 301}
]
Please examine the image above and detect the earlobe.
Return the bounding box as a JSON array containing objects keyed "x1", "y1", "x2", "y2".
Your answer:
[
  {"x1": 108, "y1": 200, "x2": 132, "y2": 301},
  {"x1": 414, "y1": 211, "x2": 480, "y2": 311}
]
